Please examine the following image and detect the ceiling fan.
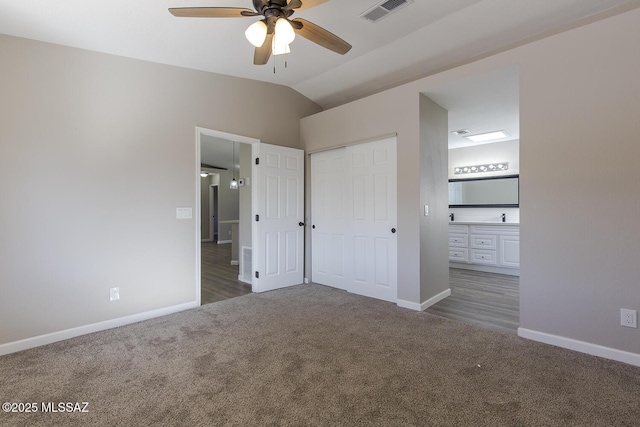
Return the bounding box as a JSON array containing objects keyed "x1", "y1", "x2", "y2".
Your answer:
[{"x1": 169, "y1": 0, "x2": 352, "y2": 65}]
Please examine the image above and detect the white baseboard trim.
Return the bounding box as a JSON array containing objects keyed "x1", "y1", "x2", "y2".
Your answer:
[
  {"x1": 0, "y1": 301, "x2": 198, "y2": 357},
  {"x1": 217, "y1": 240, "x2": 231, "y2": 245},
  {"x1": 518, "y1": 328, "x2": 640, "y2": 367},
  {"x1": 397, "y1": 288, "x2": 451, "y2": 311},
  {"x1": 238, "y1": 275, "x2": 252, "y2": 285}
]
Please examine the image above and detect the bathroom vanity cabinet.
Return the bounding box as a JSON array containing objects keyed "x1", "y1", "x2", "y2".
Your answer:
[{"x1": 449, "y1": 223, "x2": 520, "y2": 276}]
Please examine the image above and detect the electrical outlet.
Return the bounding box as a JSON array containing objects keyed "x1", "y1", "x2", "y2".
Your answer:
[
  {"x1": 620, "y1": 309, "x2": 637, "y2": 328},
  {"x1": 110, "y1": 287, "x2": 120, "y2": 302}
]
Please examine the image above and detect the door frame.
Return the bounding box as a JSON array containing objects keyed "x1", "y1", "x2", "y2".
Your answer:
[{"x1": 195, "y1": 127, "x2": 260, "y2": 305}]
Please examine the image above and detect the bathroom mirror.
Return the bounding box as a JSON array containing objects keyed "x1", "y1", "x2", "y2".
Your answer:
[{"x1": 449, "y1": 175, "x2": 519, "y2": 207}]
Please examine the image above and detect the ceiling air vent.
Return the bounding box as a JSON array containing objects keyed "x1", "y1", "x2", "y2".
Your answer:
[{"x1": 360, "y1": 0, "x2": 413, "y2": 23}]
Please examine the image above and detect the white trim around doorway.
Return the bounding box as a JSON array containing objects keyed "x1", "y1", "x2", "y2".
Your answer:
[{"x1": 195, "y1": 127, "x2": 260, "y2": 306}]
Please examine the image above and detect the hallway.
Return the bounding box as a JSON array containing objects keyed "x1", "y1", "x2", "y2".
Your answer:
[{"x1": 201, "y1": 242, "x2": 251, "y2": 305}]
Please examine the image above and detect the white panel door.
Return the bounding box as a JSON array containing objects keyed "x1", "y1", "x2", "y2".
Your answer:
[
  {"x1": 310, "y1": 137, "x2": 397, "y2": 303},
  {"x1": 253, "y1": 143, "x2": 304, "y2": 292},
  {"x1": 311, "y1": 148, "x2": 347, "y2": 290},
  {"x1": 346, "y1": 137, "x2": 397, "y2": 302}
]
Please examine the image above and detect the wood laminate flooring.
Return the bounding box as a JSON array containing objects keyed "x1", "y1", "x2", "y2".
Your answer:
[
  {"x1": 202, "y1": 246, "x2": 519, "y2": 333},
  {"x1": 201, "y1": 242, "x2": 252, "y2": 305},
  {"x1": 426, "y1": 268, "x2": 520, "y2": 334}
]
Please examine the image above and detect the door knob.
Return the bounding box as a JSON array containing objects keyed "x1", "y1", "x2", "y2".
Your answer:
[
  {"x1": 391, "y1": 228, "x2": 396, "y2": 233},
  {"x1": 299, "y1": 222, "x2": 305, "y2": 227}
]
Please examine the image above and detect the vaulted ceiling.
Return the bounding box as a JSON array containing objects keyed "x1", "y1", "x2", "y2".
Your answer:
[{"x1": 0, "y1": 0, "x2": 636, "y2": 109}]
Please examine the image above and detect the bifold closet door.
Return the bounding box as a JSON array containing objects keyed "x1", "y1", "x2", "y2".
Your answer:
[{"x1": 311, "y1": 137, "x2": 397, "y2": 302}]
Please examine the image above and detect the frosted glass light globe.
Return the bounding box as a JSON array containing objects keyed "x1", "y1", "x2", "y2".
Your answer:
[{"x1": 245, "y1": 21, "x2": 267, "y2": 47}]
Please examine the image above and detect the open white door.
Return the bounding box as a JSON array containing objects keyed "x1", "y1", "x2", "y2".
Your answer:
[{"x1": 253, "y1": 143, "x2": 304, "y2": 292}]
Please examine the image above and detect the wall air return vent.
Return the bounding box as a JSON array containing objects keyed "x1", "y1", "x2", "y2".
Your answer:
[
  {"x1": 360, "y1": 0, "x2": 413, "y2": 23},
  {"x1": 241, "y1": 246, "x2": 253, "y2": 284}
]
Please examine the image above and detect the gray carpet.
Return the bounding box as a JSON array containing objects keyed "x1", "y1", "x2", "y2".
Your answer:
[{"x1": 1, "y1": 284, "x2": 639, "y2": 426}]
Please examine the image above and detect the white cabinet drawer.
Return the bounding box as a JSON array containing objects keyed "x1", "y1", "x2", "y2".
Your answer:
[
  {"x1": 449, "y1": 234, "x2": 468, "y2": 247},
  {"x1": 449, "y1": 248, "x2": 468, "y2": 262},
  {"x1": 449, "y1": 224, "x2": 469, "y2": 234},
  {"x1": 470, "y1": 249, "x2": 497, "y2": 265},
  {"x1": 470, "y1": 234, "x2": 497, "y2": 250}
]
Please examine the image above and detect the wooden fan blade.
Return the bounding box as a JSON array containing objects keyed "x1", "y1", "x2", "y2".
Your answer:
[
  {"x1": 254, "y1": 33, "x2": 274, "y2": 65},
  {"x1": 283, "y1": 0, "x2": 303, "y2": 11},
  {"x1": 168, "y1": 7, "x2": 257, "y2": 18},
  {"x1": 291, "y1": 18, "x2": 351, "y2": 55},
  {"x1": 297, "y1": 0, "x2": 329, "y2": 11}
]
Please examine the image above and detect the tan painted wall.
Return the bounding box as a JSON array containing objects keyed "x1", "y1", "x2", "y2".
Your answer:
[
  {"x1": 302, "y1": 7, "x2": 640, "y2": 355},
  {"x1": 0, "y1": 34, "x2": 320, "y2": 346}
]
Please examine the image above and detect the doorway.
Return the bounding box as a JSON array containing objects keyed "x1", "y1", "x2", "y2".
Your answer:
[
  {"x1": 195, "y1": 127, "x2": 306, "y2": 305},
  {"x1": 198, "y1": 130, "x2": 257, "y2": 305},
  {"x1": 423, "y1": 65, "x2": 521, "y2": 333}
]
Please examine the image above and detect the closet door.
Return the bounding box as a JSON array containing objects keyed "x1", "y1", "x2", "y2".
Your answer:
[
  {"x1": 346, "y1": 137, "x2": 397, "y2": 302},
  {"x1": 311, "y1": 137, "x2": 397, "y2": 303},
  {"x1": 311, "y1": 147, "x2": 347, "y2": 290}
]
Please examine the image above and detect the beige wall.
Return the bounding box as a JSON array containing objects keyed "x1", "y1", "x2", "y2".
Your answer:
[
  {"x1": 418, "y1": 95, "x2": 450, "y2": 304},
  {"x1": 517, "y1": 8, "x2": 640, "y2": 353},
  {"x1": 302, "y1": 7, "x2": 640, "y2": 357},
  {"x1": 0, "y1": 34, "x2": 320, "y2": 346}
]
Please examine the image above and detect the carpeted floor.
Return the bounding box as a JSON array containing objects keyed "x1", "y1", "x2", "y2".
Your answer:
[{"x1": 1, "y1": 284, "x2": 639, "y2": 426}]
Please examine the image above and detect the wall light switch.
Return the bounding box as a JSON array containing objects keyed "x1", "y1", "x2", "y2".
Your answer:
[{"x1": 424, "y1": 205, "x2": 429, "y2": 216}]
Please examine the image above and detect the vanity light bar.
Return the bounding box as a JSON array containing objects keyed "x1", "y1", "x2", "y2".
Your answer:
[{"x1": 454, "y1": 162, "x2": 509, "y2": 174}]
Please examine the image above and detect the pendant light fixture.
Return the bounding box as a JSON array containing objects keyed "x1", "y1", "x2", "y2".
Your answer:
[{"x1": 230, "y1": 141, "x2": 239, "y2": 190}]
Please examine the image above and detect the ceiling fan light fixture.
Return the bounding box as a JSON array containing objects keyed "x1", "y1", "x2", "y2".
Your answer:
[
  {"x1": 275, "y1": 18, "x2": 296, "y2": 45},
  {"x1": 245, "y1": 20, "x2": 267, "y2": 47}
]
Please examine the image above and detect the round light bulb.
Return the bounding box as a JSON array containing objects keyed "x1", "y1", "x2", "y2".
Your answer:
[
  {"x1": 200, "y1": 172, "x2": 208, "y2": 178},
  {"x1": 245, "y1": 21, "x2": 267, "y2": 47},
  {"x1": 275, "y1": 18, "x2": 295, "y2": 45}
]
